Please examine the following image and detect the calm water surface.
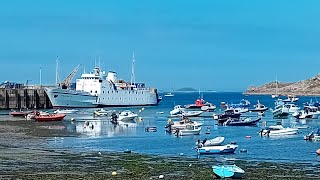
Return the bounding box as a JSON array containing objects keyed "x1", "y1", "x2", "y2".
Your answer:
[{"x1": 21, "y1": 92, "x2": 320, "y2": 164}]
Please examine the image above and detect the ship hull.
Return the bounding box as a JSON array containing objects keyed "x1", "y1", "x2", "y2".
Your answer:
[
  {"x1": 45, "y1": 88, "x2": 98, "y2": 108},
  {"x1": 45, "y1": 88, "x2": 161, "y2": 108}
]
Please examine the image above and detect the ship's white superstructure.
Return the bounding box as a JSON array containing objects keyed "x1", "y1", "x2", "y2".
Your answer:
[{"x1": 45, "y1": 55, "x2": 161, "y2": 108}]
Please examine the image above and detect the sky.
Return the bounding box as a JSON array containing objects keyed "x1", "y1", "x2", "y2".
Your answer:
[{"x1": 0, "y1": 0, "x2": 320, "y2": 91}]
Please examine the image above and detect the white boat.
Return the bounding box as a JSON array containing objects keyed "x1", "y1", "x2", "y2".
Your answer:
[
  {"x1": 170, "y1": 105, "x2": 185, "y2": 116},
  {"x1": 164, "y1": 92, "x2": 174, "y2": 97},
  {"x1": 165, "y1": 118, "x2": 202, "y2": 133},
  {"x1": 93, "y1": 108, "x2": 115, "y2": 116},
  {"x1": 259, "y1": 125, "x2": 298, "y2": 136},
  {"x1": 177, "y1": 123, "x2": 202, "y2": 136},
  {"x1": 197, "y1": 144, "x2": 238, "y2": 154},
  {"x1": 292, "y1": 106, "x2": 320, "y2": 119},
  {"x1": 118, "y1": 110, "x2": 138, "y2": 121},
  {"x1": 284, "y1": 104, "x2": 300, "y2": 114},
  {"x1": 272, "y1": 105, "x2": 290, "y2": 118},
  {"x1": 282, "y1": 95, "x2": 299, "y2": 103},
  {"x1": 233, "y1": 107, "x2": 249, "y2": 114},
  {"x1": 249, "y1": 100, "x2": 268, "y2": 112},
  {"x1": 178, "y1": 111, "x2": 204, "y2": 117},
  {"x1": 271, "y1": 78, "x2": 279, "y2": 98},
  {"x1": 196, "y1": 137, "x2": 225, "y2": 147},
  {"x1": 54, "y1": 109, "x2": 79, "y2": 114}
]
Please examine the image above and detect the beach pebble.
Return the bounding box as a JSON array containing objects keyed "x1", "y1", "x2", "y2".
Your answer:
[
  {"x1": 112, "y1": 171, "x2": 117, "y2": 176},
  {"x1": 316, "y1": 149, "x2": 320, "y2": 155},
  {"x1": 159, "y1": 175, "x2": 164, "y2": 179}
]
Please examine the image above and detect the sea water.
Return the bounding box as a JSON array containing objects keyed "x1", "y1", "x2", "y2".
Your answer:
[{"x1": 47, "y1": 92, "x2": 320, "y2": 164}]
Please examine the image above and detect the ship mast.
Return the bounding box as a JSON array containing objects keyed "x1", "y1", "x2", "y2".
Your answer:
[
  {"x1": 131, "y1": 51, "x2": 135, "y2": 86},
  {"x1": 55, "y1": 56, "x2": 59, "y2": 87}
]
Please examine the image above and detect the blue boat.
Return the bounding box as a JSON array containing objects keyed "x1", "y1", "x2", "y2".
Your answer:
[{"x1": 212, "y1": 165, "x2": 245, "y2": 179}]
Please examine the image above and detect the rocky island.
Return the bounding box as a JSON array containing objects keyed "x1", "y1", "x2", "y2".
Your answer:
[{"x1": 244, "y1": 74, "x2": 320, "y2": 96}]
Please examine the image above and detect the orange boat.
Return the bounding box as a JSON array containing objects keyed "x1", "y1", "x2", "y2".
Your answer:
[{"x1": 34, "y1": 113, "x2": 66, "y2": 122}]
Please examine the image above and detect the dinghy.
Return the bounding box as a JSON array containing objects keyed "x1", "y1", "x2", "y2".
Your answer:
[
  {"x1": 196, "y1": 137, "x2": 225, "y2": 147},
  {"x1": 197, "y1": 144, "x2": 238, "y2": 154},
  {"x1": 54, "y1": 109, "x2": 78, "y2": 114},
  {"x1": 212, "y1": 165, "x2": 245, "y2": 179}
]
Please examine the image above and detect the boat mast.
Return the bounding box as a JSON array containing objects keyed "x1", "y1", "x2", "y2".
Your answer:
[
  {"x1": 275, "y1": 76, "x2": 278, "y2": 95},
  {"x1": 131, "y1": 51, "x2": 135, "y2": 86},
  {"x1": 55, "y1": 56, "x2": 59, "y2": 87},
  {"x1": 39, "y1": 66, "x2": 42, "y2": 87}
]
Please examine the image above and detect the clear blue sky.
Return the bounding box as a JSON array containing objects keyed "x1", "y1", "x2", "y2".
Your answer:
[{"x1": 0, "y1": 0, "x2": 320, "y2": 91}]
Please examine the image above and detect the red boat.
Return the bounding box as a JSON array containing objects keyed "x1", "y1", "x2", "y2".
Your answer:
[
  {"x1": 34, "y1": 113, "x2": 66, "y2": 122},
  {"x1": 185, "y1": 99, "x2": 216, "y2": 111},
  {"x1": 10, "y1": 111, "x2": 32, "y2": 117}
]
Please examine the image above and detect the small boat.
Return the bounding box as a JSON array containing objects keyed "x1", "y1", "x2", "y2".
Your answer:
[
  {"x1": 259, "y1": 125, "x2": 298, "y2": 136},
  {"x1": 284, "y1": 104, "x2": 300, "y2": 114},
  {"x1": 93, "y1": 108, "x2": 115, "y2": 116},
  {"x1": 229, "y1": 99, "x2": 251, "y2": 108},
  {"x1": 282, "y1": 95, "x2": 299, "y2": 103},
  {"x1": 165, "y1": 117, "x2": 202, "y2": 133},
  {"x1": 34, "y1": 113, "x2": 66, "y2": 122},
  {"x1": 117, "y1": 110, "x2": 138, "y2": 121},
  {"x1": 178, "y1": 110, "x2": 203, "y2": 117},
  {"x1": 292, "y1": 106, "x2": 320, "y2": 119},
  {"x1": 224, "y1": 117, "x2": 261, "y2": 126},
  {"x1": 54, "y1": 109, "x2": 78, "y2": 114},
  {"x1": 9, "y1": 110, "x2": 32, "y2": 117},
  {"x1": 213, "y1": 107, "x2": 241, "y2": 124},
  {"x1": 164, "y1": 92, "x2": 174, "y2": 97},
  {"x1": 177, "y1": 123, "x2": 202, "y2": 136},
  {"x1": 212, "y1": 165, "x2": 245, "y2": 179},
  {"x1": 170, "y1": 105, "x2": 185, "y2": 116},
  {"x1": 271, "y1": 104, "x2": 290, "y2": 118},
  {"x1": 248, "y1": 100, "x2": 268, "y2": 112},
  {"x1": 197, "y1": 144, "x2": 238, "y2": 154},
  {"x1": 185, "y1": 98, "x2": 216, "y2": 111},
  {"x1": 304, "y1": 128, "x2": 320, "y2": 141},
  {"x1": 196, "y1": 137, "x2": 225, "y2": 147}
]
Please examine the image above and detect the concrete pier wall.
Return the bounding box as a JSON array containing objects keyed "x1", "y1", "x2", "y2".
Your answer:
[{"x1": 0, "y1": 87, "x2": 52, "y2": 110}]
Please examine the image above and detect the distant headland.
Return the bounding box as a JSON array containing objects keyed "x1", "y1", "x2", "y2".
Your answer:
[
  {"x1": 176, "y1": 87, "x2": 197, "y2": 92},
  {"x1": 244, "y1": 74, "x2": 320, "y2": 96}
]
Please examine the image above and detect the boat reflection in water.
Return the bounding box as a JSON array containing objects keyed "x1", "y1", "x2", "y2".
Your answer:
[{"x1": 75, "y1": 118, "x2": 138, "y2": 137}]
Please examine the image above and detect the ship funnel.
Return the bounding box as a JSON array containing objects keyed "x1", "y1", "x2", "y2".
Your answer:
[{"x1": 107, "y1": 71, "x2": 117, "y2": 82}]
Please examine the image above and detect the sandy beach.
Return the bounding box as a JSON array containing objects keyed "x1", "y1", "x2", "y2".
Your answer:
[{"x1": 1, "y1": 118, "x2": 320, "y2": 179}]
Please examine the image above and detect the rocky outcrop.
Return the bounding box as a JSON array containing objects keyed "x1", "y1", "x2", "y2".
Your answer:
[{"x1": 244, "y1": 74, "x2": 320, "y2": 96}]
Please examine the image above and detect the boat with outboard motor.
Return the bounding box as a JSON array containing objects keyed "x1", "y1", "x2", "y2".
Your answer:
[
  {"x1": 196, "y1": 137, "x2": 225, "y2": 147},
  {"x1": 292, "y1": 106, "x2": 320, "y2": 119},
  {"x1": 282, "y1": 95, "x2": 299, "y2": 103},
  {"x1": 165, "y1": 117, "x2": 202, "y2": 134},
  {"x1": 34, "y1": 113, "x2": 66, "y2": 122},
  {"x1": 304, "y1": 128, "x2": 320, "y2": 141},
  {"x1": 185, "y1": 98, "x2": 216, "y2": 111},
  {"x1": 259, "y1": 125, "x2": 298, "y2": 136}
]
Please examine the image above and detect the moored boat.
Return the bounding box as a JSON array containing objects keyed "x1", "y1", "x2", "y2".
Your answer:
[
  {"x1": 259, "y1": 125, "x2": 298, "y2": 136},
  {"x1": 196, "y1": 137, "x2": 225, "y2": 147},
  {"x1": 212, "y1": 165, "x2": 245, "y2": 179},
  {"x1": 223, "y1": 117, "x2": 261, "y2": 126},
  {"x1": 248, "y1": 100, "x2": 268, "y2": 112},
  {"x1": 117, "y1": 110, "x2": 138, "y2": 121},
  {"x1": 213, "y1": 107, "x2": 241, "y2": 124},
  {"x1": 292, "y1": 106, "x2": 320, "y2": 119},
  {"x1": 54, "y1": 109, "x2": 78, "y2": 114},
  {"x1": 271, "y1": 104, "x2": 290, "y2": 118},
  {"x1": 177, "y1": 123, "x2": 202, "y2": 136},
  {"x1": 9, "y1": 110, "x2": 32, "y2": 117},
  {"x1": 197, "y1": 144, "x2": 238, "y2": 154},
  {"x1": 34, "y1": 113, "x2": 66, "y2": 122}
]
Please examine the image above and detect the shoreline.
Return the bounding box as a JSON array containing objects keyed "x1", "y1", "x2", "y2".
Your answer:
[
  {"x1": 243, "y1": 92, "x2": 320, "y2": 97},
  {"x1": 1, "y1": 119, "x2": 320, "y2": 179}
]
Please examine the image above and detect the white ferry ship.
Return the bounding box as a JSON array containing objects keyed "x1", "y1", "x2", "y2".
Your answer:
[{"x1": 45, "y1": 56, "x2": 161, "y2": 108}]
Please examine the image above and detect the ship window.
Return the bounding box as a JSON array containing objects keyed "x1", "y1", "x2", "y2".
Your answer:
[
  {"x1": 108, "y1": 91, "x2": 109, "y2": 93},
  {"x1": 90, "y1": 90, "x2": 92, "y2": 93},
  {"x1": 103, "y1": 91, "x2": 104, "y2": 93},
  {"x1": 142, "y1": 92, "x2": 143, "y2": 94},
  {"x1": 136, "y1": 92, "x2": 137, "y2": 94},
  {"x1": 95, "y1": 91, "x2": 97, "y2": 93}
]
